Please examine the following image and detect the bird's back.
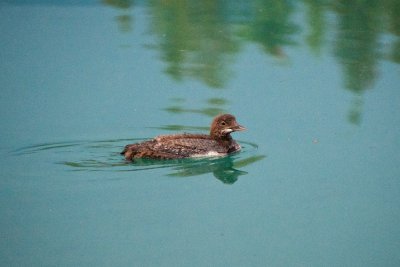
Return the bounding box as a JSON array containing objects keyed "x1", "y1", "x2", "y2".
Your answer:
[{"x1": 122, "y1": 133, "x2": 234, "y2": 160}]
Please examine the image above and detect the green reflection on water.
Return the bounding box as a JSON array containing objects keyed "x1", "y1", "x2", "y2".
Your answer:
[
  {"x1": 249, "y1": 0, "x2": 298, "y2": 56},
  {"x1": 304, "y1": 0, "x2": 326, "y2": 55},
  {"x1": 149, "y1": 0, "x2": 239, "y2": 88},
  {"x1": 334, "y1": 0, "x2": 380, "y2": 94},
  {"x1": 103, "y1": 0, "x2": 400, "y2": 124},
  {"x1": 141, "y1": 0, "x2": 399, "y2": 90},
  {"x1": 387, "y1": 1, "x2": 400, "y2": 63}
]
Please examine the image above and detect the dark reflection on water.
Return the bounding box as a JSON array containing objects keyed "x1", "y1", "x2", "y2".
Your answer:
[
  {"x1": 103, "y1": 0, "x2": 134, "y2": 32},
  {"x1": 163, "y1": 97, "x2": 229, "y2": 117},
  {"x1": 132, "y1": 154, "x2": 265, "y2": 184},
  {"x1": 14, "y1": 139, "x2": 264, "y2": 184}
]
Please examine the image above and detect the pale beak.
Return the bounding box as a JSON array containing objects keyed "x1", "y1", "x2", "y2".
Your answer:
[{"x1": 231, "y1": 123, "x2": 246, "y2": 132}]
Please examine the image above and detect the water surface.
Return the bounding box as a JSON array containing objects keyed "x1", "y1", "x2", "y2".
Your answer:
[{"x1": 1, "y1": 1, "x2": 400, "y2": 266}]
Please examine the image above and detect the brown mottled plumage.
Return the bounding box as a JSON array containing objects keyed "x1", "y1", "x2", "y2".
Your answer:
[{"x1": 121, "y1": 114, "x2": 245, "y2": 160}]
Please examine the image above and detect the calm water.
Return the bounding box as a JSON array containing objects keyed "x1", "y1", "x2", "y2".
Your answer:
[{"x1": 1, "y1": 1, "x2": 400, "y2": 266}]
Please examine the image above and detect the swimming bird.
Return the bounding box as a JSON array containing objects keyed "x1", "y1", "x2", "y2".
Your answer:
[{"x1": 121, "y1": 114, "x2": 245, "y2": 160}]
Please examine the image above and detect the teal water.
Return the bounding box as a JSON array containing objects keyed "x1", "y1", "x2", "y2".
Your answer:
[{"x1": 1, "y1": 1, "x2": 400, "y2": 266}]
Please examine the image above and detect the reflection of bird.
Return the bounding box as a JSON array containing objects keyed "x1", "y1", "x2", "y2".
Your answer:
[
  {"x1": 121, "y1": 114, "x2": 245, "y2": 160},
  {"x1": 167, "y1": 156, "x2": 248, "y2": 184}
]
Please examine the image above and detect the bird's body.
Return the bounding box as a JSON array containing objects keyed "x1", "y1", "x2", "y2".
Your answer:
[{"x1": 121, "y1": 114, "x2": 245, "y2": 161}]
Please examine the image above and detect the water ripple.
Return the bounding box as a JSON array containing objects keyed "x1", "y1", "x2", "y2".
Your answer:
[{"x1": 13, "y1": 138, "x2": 265, "y2": 184}]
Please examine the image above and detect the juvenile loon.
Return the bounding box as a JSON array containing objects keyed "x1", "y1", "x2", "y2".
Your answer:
[{"x1": 121, "y1": 114, "x2": 245, "y2": 160}]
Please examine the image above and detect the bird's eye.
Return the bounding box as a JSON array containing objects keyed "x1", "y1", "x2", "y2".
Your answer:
[{"x1": 220, "y1": 121, "x2": 226, "y2": 126}]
